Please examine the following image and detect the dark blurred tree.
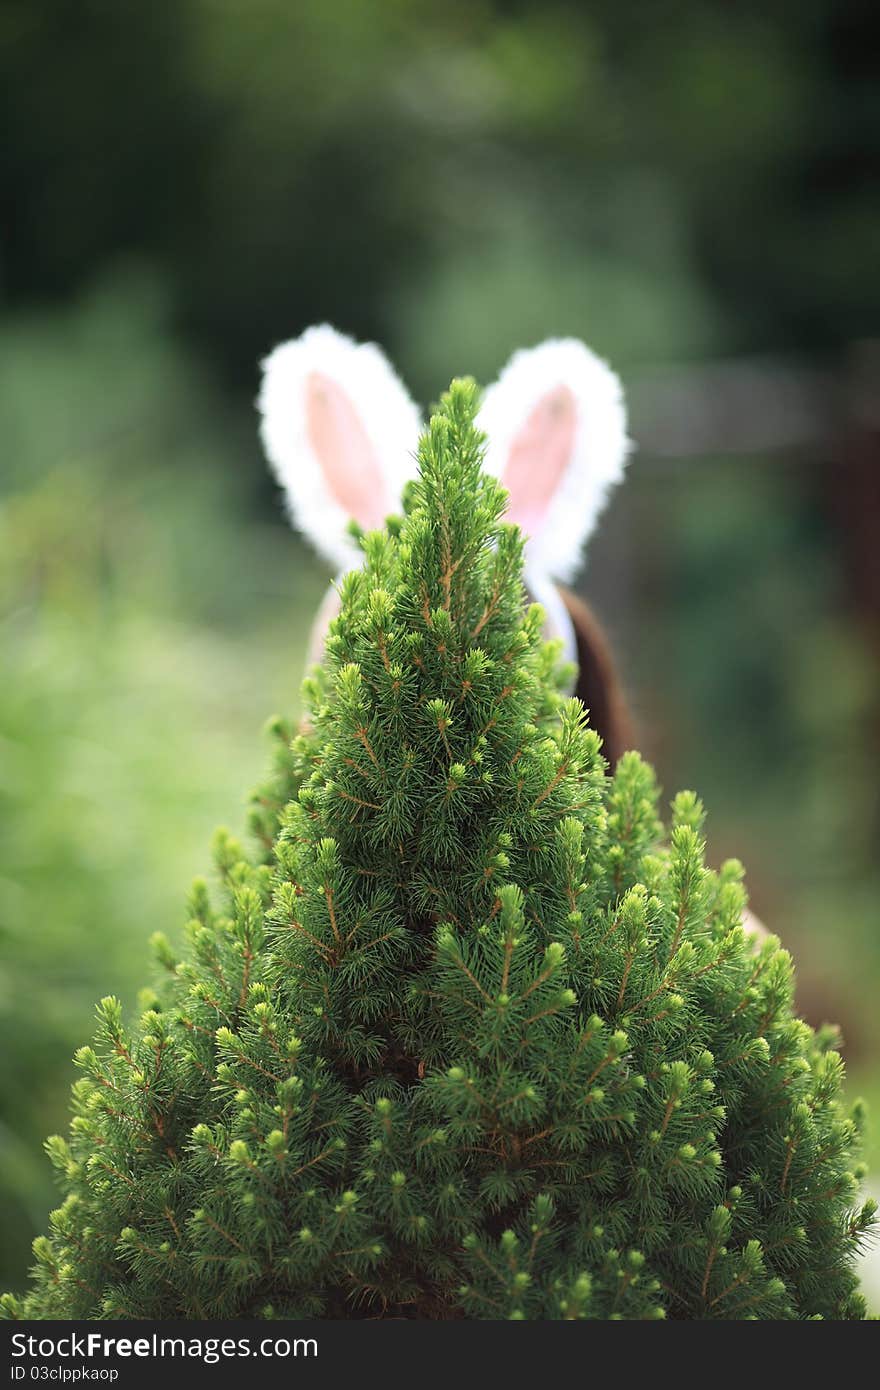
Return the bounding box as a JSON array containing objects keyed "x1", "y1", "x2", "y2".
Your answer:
[
  {"x1": 0, "y1": 3, "x2": 209, "y2": 300},
  {"x1": 2, "y1": 1, "x2": 878, "y2": 394}
]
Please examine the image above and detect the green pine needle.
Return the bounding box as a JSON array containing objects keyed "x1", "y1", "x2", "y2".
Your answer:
[{"x1": 3, "y1": 380, "x2": 872, "y2": 1321}]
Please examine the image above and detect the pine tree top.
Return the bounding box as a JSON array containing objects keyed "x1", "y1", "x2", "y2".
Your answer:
[{"x1": 3, "y1": 379, "x2": 874, "y2": 1321}]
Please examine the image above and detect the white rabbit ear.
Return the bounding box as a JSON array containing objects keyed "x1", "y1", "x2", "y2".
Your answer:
[
  {"x1": 258, "y1": 323, "x2": 422, "y2": 570},
  {"x1": 478, "y1": 338, "x2": 629, "y2": 583}
]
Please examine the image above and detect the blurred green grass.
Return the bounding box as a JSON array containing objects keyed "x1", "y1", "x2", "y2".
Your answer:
[{"x1": 0, "y1": 276, "x2": 327, "y2": 1286}]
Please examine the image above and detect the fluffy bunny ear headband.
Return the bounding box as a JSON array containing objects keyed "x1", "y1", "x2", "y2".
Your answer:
[{"x1": 258, "y1": 325, "x2": 630, "y2": 660}]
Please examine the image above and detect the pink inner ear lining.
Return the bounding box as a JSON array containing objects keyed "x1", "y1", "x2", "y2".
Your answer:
[
  {"x1": 501, "y1": 384, "x2": 578, "y2": 536},
  {"x1": 305, "y1": 371, "x2": 387, "y2": 531}
]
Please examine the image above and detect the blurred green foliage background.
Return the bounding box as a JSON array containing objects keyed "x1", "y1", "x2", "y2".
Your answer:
[{"x1": 1, "y1": 1, "x2": 878, "y2": 1293}]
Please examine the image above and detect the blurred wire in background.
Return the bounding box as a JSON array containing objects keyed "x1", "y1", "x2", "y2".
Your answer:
[{"x1": 1, "y1": 0, "x2": 877, "y2": 1292}]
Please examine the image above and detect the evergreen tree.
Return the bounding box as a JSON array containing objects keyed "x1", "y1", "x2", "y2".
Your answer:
[{"x1": 3, "y1": 380, "x2": 873, "y2": 1320}]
